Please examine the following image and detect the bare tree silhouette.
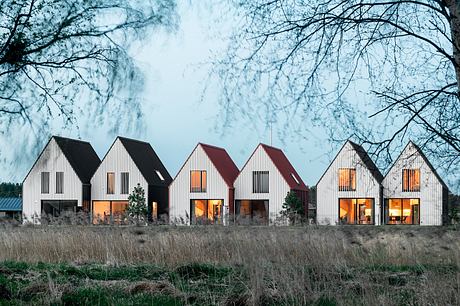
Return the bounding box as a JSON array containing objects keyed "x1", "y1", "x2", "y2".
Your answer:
[
  {"x1": 0, "y1": 0, "x2": 177, "y2": 170},
  {"x1": 214, "y1": 0, "x2": 460, "y2": 186}
]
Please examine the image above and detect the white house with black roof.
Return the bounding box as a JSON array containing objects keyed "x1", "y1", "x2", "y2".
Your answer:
[
  {"x1": 22, "y1": 136, "x2": 101, "y2": 223},
  {"x1": 90, "y1": 137, "x2": 172, "y2": 224},
  {"x1": 382, "y1": 141, "x2": 449, "y2": 226},
  {"x1": 316, "y1": 140, "x2": 384, "y2": 225}
]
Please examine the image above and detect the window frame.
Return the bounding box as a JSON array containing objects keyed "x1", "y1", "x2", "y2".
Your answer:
[
  {"x1": 120, "y1": 172, "x2": 129, "y2": 195},
  {"x1": 41, "y1": 172, "x2": 50, "y2": 194},
  {"x1": 107, "y1": 172, "x2": 115, "y2": 194},
  {"x1": 190, "y1": 170, "x2": 207, "y2": 193},
  {"x1": 252, "y1": 171, "x2": 269, "y2": 193},
  {"x1": 55, "y1": 172, "x2": 64, "y2": 194},
  {"x1": 402, "y1": 169, "x2": 421, "y2": 192},
  {"x1": 338, "y1": 168, "x2": 356, "y2": 192}
]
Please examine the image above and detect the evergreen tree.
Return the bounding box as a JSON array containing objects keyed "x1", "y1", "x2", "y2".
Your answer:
[
  {"x1": 127, "y1": 184, "x2": 147, "y2": 224},
  {"x1": 281, "y1": 191, "x2": 304, "y2": 225}
]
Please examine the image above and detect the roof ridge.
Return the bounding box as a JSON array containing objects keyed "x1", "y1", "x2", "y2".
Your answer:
[
  {"x1": 259, "y1": 143, "x2": 283, "y2": 151},
  {"x1": 117, "y1": 136, "x2": 150, "y2": 145},
  {"x1": 52, "y1": 135, "x2": 91, "y2": 145},
  {"x1": 198, "y1": 142, "x2": 227, "y2": 151}
]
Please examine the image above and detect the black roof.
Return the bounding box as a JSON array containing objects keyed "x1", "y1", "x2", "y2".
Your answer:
[
  {"x1": 348, "y1": 140, "x2": 384, "y2": 183},
  {"x1": 54, "y1": 136, "x2": 101, "y2": 184},
  {"x1": 118, "y1": 137, "x2": 172, "y2": 186},
  {"x1": 23, "y1": 136, "x2": 100, "y2": 184},
  {"x1": 317, "y1": 140, "x2": 383, "y2": 185}
]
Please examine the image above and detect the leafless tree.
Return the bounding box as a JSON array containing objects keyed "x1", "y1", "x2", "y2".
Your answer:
[
  {"x1": 214, "y1": 0, "x2": 460, "y2": 188},
  {"x1": 0, "y1": 0, "x2": 177, "y2": 175}
]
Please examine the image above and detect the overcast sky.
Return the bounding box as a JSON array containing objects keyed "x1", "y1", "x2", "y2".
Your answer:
[{"x1": 3, "y1": 1, "x2": 456, "y2": 192}]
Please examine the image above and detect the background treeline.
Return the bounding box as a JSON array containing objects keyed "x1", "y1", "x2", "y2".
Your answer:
[{"x1": 0, "y1": 183, "x2": 22, "y2": 197}]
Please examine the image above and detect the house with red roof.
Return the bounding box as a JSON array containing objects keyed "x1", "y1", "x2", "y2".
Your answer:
[
  {"x1": 234, "y1": 143, "x2": 308, "y2": 224},
  {"x1": 169, "y1": 143, "x2": 239, "y2": 225}
]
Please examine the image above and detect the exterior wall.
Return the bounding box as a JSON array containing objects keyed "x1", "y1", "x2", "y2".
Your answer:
[
  {"x1": 23, "y1": 138, "x2": 83, "y2": 223},
  {"x1": 316, "y1": 142, "x2": 382, "y2": 225},
  {"x1": 91, "y1": 138, "x2": 148, "y2": 202},
  {"x1": 382, "y1": 143, "x2": 444, "y2": 226},
  {"x1": 234, "y1": 146, "x2": 291, "y2": 223},
  {"x1": 169, "y1": 145, "x2": 230, "y2": 225}
]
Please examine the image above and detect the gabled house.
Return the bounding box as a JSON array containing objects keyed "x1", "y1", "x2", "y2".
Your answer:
[
  {"x1": 90, "y1": 137, "x2": 172, "y2": 224},
  {"x1": 169, "y1": 143, "x2": 239, "y2": 225},
  {"x1": 22, "y1": 136, "x2": 101, "y2": 223},
  {"x1": 233, "y1": 143, "x2": 308, "y2": 224},
  {"x1": 316, "y1": 140, "x2": 383, "y2": 225},
  {"x1": 382, "y1": 141, "x2": 448, "y2": 226}
]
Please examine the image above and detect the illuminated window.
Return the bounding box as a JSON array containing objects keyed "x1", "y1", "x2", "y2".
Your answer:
[
  {"x1": 107, "y1": 172, "x2": 115, "y2": 194},
  {"x1": 253, "y1": 171, "x2": 269, "y2": 193},
  {"x1": 152, "y1": 202, "x2": 158, "y2": 220},
  {"x1": 339, "y1": 198, "x2": 373, "y2": 225},
  {"x1": 92, "y1": 201, "x2": 128, "y2": 225},
  {"x1": 41, "y1": 172, "x2": 49, "y2": 194},
  {"x1": 56, "y1": 172, "x2": 64, "y2": 194},
  {"x1": 402, "y1": 169, "x2": 420, "y2": 192},
  {"x1": 191, "y1": 199, "x2": 223, "y2": 224},
  {"x1": 120, "y1": 172, "x2": 129, "y2": 194},
  {"x1": 190, "y1": 170, "x2": 207, "y2": 192},
  {"x1": 338, "y1": 168, "x2": 356, "y2": 191},
  {"x1": 386, "y1": 198, "x2": 420, "y2": 225}
]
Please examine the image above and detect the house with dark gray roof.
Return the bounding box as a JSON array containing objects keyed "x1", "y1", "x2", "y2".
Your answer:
[
  {"x1": 382, "y1": 141, "x2": 449, "y2": 226},
  {"x1": 22, "y1": 136, "x2": 101, "y2": 223},
  {"x1": 90, "y1": 137, "x2": 172, "y2": 224},
  {"x1": 316, "y1": 140, "x2": 383, "y2": 225}
]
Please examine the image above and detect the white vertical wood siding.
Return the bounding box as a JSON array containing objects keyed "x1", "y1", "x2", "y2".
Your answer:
[
  {"x1": 169, "y1": 145, "x2": 230, "y2": 225},
  {"x1": 382, "y1": 143, "x2": 444, "y2": 226},
  {"x1": 23, "y1": 138, "x2": 83, "y2": 222},
  {"x1": 316, "y1": 142, "x2": 382, "y2": 225},
  {"x1": 91, "y1": 139, "x2": 148, "y2": 201},
  {"x1": 234, "y1": 145, "x2": 291, "y2": 223}
]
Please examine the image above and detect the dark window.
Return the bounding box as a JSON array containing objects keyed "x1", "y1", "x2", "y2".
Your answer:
[
  {"x1": 338, "y1": 168, "x2": 356, "y2": 191},
  {"x1": 402, "y1": 169, "x2": 420, "y2": 192},
  {"x1": 252, "y1": 171, "x2": 269, "y2": 193},
  {"x1": 41, "y1": 172, "x2": 49, "y2": 194},
  {"x1": 121, "y1": 172, "x2": 129, "y2": 194},
  {"x1": 190, "y1": 170, "x2": 207, "y2": 192},
  {"x1": 107, "y1": 172, "x2": 115, "y2": 194},
  {"x1": 41, "y1": 200, "x2": 77, "y2": 217},
  {"x1": 56, "y1": 172, "x2": 64, "y2": 194},
  {"x1": 235, "y1": 200, "x2": 269, "y2": 225}
]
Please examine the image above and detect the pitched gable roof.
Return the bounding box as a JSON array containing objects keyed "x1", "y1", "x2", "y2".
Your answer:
[
  {"x1": 23, "y1": 136, "x2": 100, "y2": 184},
  {"x1": 348, "y1": 140, "x2": 384, "y2": 183},
  {"x1": 317, "y1": 140, "x2": 383, "y2": 185},
  {"x1": 259, "y1": 144, "x2": 308, "y2": 191},
  {"x1": 54, "y1": 136, "x2": 101, "y2": 184},
  {"x1": 118, "y1": 137, "x2": 172, "y2": 187},
  {"x1": 384, "y1": 141, "x2": 448, "y2": 190},
  {"x1": 200, "y1": 143, "x2": 239, "y2": 187}
]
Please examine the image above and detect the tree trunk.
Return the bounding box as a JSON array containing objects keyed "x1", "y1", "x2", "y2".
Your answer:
[{"x1": 446, "y1": 0, "x2": 460, "y2": 91}]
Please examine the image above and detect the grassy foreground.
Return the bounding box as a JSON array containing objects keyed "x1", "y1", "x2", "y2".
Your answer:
[{"x1": 0, "y1": 225, "x2": 459, "y2": 305}]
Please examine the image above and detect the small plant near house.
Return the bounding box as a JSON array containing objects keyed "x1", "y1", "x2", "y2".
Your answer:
[
  {"x1": 127, "y1": 184, "x2": 147, "y2": 225},
  {"x1": 281, "y1": 191, "x2": 304, "y2": 225}
]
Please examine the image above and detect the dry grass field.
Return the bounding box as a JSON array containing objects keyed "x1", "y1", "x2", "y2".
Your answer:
[{"x1": 0, "y1": 225, "x2": 459, "y2": 305}]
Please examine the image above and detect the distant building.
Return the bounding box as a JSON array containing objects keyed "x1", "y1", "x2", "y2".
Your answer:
[{"x1": 0, "y1": 197, "x2": 22, "y2": 219}]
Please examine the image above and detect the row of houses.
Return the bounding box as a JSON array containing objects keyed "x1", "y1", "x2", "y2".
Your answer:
[{"x1": 16, "y1": 135, "x2": 449, "y2": 226}]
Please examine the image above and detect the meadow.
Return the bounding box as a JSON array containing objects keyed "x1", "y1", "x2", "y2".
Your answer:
[{"x1": 0, "y1": 225, "x2": 459, "y2": 305}]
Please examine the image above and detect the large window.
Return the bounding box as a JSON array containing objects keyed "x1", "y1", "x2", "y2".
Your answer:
[
  {"x1": 92, "y1": 201, "x2": 128, "y2": 225},
  {"x1": 190, "y1": 170, "x2": 207, "y2": 192},
  {"x1": 235, "y1": 200, "x2": 269, "y2": 224},
  {"x1": 386, "y1": 198, "x2": 420, "y2": 225},
  {"x1": 339, "y1": 198, "x2": 374, "y2": 225},
  {"x1": 190, "y1": 199, "x2": 223, "y2": 224},
  {"x1": 41, "y1": 172, "x2": 50, "y2": 194},
  {"x1": 107, "y1": 172, "x2": 115, "y2": 194},
  {"x1": 56, "y1": 172, "x2": 64, "y2": 194},
  {"x1": 120, "y1": 172, "x2": 129, "y2": 194},
  {"x1": 41, "y1": 200, "x2": 77, "y2": 217},
  {"x1": 253, "y1": 171, "x2": 269, "y2": 193},
  {"x1": 338, "y1": 168, "x2": 356, "y2": 191},
  {"x1": 402, "y1": 169, "x2": 420, "y2": 192}
]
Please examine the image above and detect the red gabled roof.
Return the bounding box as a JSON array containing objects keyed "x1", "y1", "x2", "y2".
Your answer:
[
  {"x1": 200, "y1": 143, "x2": 239, "y2": 187},
  {"x1": 260, "y1": 143, "x2": 308, "y2": 191}
]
